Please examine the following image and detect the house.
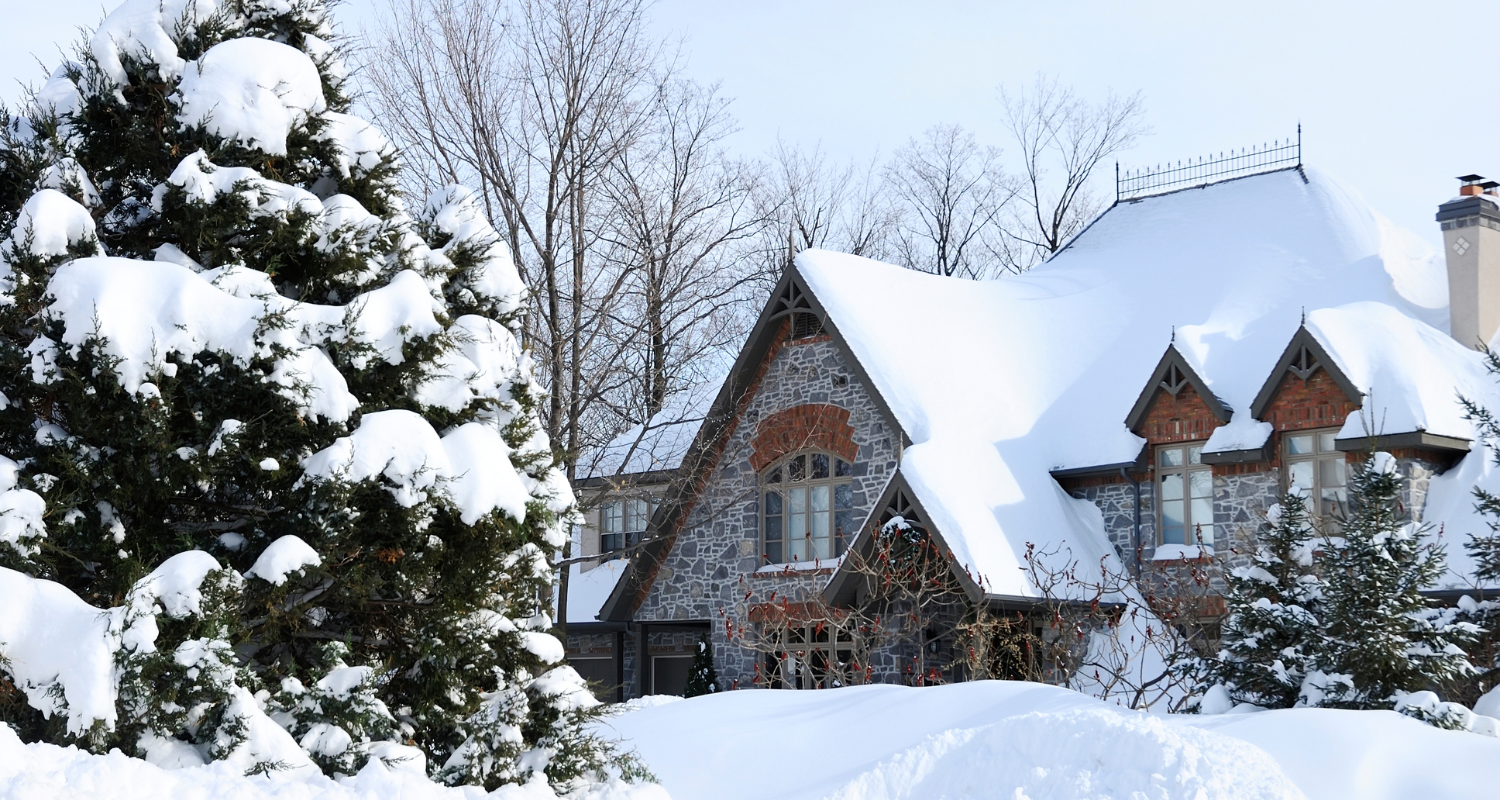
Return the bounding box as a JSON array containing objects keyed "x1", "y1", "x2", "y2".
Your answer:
[{"x1": 563, "y1": 165, "x2": 1500, "y2": 700}]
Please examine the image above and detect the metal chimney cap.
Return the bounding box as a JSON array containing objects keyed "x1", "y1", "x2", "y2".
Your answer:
[{"x1": 1459, "y1": 174, "x2": 1487, "y2": 183}]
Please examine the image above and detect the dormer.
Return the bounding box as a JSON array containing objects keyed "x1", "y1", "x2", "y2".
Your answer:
[{"x1": 1124, "y1": 345, "x2": 1231, "y2": 444}]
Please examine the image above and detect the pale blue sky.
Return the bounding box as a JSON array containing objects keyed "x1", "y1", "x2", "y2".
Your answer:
[{"x1": 6, "y1": 0, "x2": 1495, "y2": 250}]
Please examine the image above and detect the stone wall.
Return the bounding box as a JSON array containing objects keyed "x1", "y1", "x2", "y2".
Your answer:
[{"x1": 633, "y1": 335, "x2": 902, "y2": 692}]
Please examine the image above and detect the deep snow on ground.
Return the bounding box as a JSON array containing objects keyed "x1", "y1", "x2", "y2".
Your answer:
[
  {"x1": 0, "y1": 723, "x2": 666, "y2": 800},
  {"x1": 599, "y1": 681, "x2": 1500, "y2": 800}
]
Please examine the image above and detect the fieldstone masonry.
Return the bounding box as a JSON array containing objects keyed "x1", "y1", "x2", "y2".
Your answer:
[{"x1": 633, "y1": 335, "x2": 902, "y2": 689}]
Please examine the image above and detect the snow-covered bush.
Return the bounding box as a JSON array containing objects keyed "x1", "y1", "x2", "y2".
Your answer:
[{"x1": 0, "y1": 0, "x2": 639, "y2": 790}]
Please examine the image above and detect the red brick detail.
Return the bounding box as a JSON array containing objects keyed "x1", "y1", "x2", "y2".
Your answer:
[
  {"x1": 1260, "y1": 369, "x2": 1359, "y2": 435},
  {"x1": 747, "y1": 601, "x2": 844, "y2": 624},
  {"x1": 749, "y1": 404, "x2": 858, "y2": 472},
  {"x1": 1135, "y1": 383, "x2": 1221, "y2": 445}
]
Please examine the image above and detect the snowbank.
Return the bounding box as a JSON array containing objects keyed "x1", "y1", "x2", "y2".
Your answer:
[
  {"x1": 601, "y1": 681, "x2": 1500, "y2": 800},
  {"x1": 0, "y1": 723, "x2": 666, "y2": 800}
]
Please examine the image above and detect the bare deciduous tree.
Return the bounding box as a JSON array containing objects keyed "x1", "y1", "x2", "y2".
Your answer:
[
  {"x1": 1022, "y1": 542, "x2": 1214, "y2": 712},
  {"x1": 727, "y1": 518, "x2": 1040, "y2": 689},
  {"x1": 601, "y1": 78, "x2": 764, "y2": 422},
  {"x1": 886, "y1": 124, "x2": 1015, "y2": 279},
  {"x1": 366, "y1": 0, "x2": 661, "y2": 478},
  {"x1": 998, "y1": 75, "x2": 1149, "y2": 271}
]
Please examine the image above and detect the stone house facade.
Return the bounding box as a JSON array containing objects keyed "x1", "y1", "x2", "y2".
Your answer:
[{"x1": 566, "y1": 171, "x2": 1499, "y2": 701}]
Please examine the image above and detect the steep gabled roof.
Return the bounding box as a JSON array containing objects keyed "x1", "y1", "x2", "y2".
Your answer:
[
  {"x1": 798, "y1": 167, "x2": 1489, "y2": 598},
  {"x1": 597, "y1": 265, "x2": 909, "y2": 622},
  {"x1": 823, "y1": 471, "x2": 986, "y2": 608},
  {"x1": 1124, "y1": 344, "x2": 1232, "y2": 433},
  {"x1": 1248, "y1": 325, "x2": 1363, "y2": 419}
]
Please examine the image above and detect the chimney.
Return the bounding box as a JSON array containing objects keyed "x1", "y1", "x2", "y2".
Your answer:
[{"x1": 1438, "y1": 175, "x2": 1500, "y2": 348}]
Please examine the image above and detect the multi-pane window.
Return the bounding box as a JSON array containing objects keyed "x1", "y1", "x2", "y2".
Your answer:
[
  {"x1": 762, "y1": 452, "x2": 854, "y2": 563},
  {"x1": 1285, "y1": 430, "x2": 1347, "y2": 521},
  {"x1": 1157, "y1": 443, "x2": 1214, "y2": 546},
  {"x1": 600, "y1": 497, "x2": 651, "y2": 554},
  {"x1": 764, "y1": 622, "x2": 858, "y2": 689}
]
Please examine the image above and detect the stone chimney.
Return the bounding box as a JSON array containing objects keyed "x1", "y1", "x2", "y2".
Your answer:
[{"x1": 1438, "y1": 175, "x2": 1500, "y2": 348}]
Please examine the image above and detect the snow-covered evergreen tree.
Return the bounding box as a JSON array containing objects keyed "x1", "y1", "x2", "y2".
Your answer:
[
  {"x1": 684, "y1": 635, "x2": 720, "y2": 698},
  {"x1": 1304, "y1": 453, "x2": 1478, "y2": 711},
  {"x1": 1200, "y1": 489, "x2": 1323, "y2": 709},
  {"x1": 0, "y1": 0, "x2": 635, "y2": 789}
]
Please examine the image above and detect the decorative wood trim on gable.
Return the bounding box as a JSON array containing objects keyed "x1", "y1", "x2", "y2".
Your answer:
[
  {"x1": 1249, "y1": 327, "x2": 1363, "y2": 421},
  {"x1": 749, "y1": 404, "x2": 858, "y2": 472},
  {"x1": 1124, "y1": 345, "x2": 1231, "y2": 433},
  {"x1": 822, "y1": 471, "x2": 985, "y2": 608}
]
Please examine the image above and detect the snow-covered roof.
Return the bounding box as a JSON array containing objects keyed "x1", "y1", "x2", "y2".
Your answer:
[
  {"x1": 799, "y1": 166, "x2": 1499, "y2": 597},
  {"x1": 580, "y1": 380, "x2": 718, "y2": 482},
  {"x1": 558, "y1": 560, "x2": 629, "y2": 624}
]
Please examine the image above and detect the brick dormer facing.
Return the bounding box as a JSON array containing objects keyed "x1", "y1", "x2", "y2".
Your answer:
[
  {"x1": 1258, "y1": 368, "x2": 1360, "y2": 437},
  {"x1": 1135, "y1": 383, "x2": 1222, "y2": 444},
  {"x1": 1124, "y1": 345, "x2": 1231, "y2": 446}
]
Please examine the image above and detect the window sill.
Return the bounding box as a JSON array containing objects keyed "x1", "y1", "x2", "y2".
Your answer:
[
  {"x1": 1151, "y1": 544, "x2": 1215, "y2": 563},
  {"x1": 753, "y1": 556, "x2": 844, "y2": 577}
]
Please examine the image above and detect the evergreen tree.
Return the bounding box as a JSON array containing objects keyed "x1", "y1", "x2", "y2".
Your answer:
[
  {"x1": 1306, "y1": 453, "x2": 1477, "y2": 710},
  {"x1": 1201, "y1": 489, "x2": 1323, "y2": 708},
  {"x1": 1458, "y1": 346, "x2": 1500, "y2": 582},
  {"x1": 684, "y1": 635, "x2": 720, "y2": 698},
  {"x1": 0, "y1": 0, "x2": 636, "y2": 789}
]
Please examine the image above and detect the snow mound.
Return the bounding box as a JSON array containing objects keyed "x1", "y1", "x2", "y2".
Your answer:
[
  {"x1": 11, "y1": 189, "x2": 96, "y2": 257},
  {"x1": 300, "y1": 411, "x2": 529, "y2": 523},
  {"x1": 176, "y1": 38, "x2": 327, "y2": 155},
  {"x1": 90, "y1": 0, "x2": 217, "y2": 88},
  {"x1": 605, "y1": 681, "x2": 1500, "y2": 800},
  {"x1": 829, "y1": 709, "x2": 1303, "y2": 800},
  {"x1": 244, "y1": 535, "x2": 320, "y2": 585},
  {"x1": 0, "y1": 723, "x2": 664, "y2": 800}
]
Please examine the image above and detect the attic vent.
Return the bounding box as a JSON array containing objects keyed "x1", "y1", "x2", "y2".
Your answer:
[
  {"x1": 1160, "y1": 363, "x2": 1190, "y2": 396},
  {"x1": 879, "y1": 488, "x2": 923, "y2": 530},
  {"x1": 791, "y1": 312, "x2": 824, "y2": 340},
  {"x1": 1288, "y1": 343, "x2": 1320, "y2": 380}
]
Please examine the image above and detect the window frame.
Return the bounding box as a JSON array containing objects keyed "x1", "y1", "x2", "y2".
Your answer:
[
  {"x1": 760, "y1": 450, "x2": 855, "y2": 565},
  {"x1": 1154, "y1": 441, "x2": 1215, "y2": 547},
  {"x1": 763, "y1": 621, "x2": 858, "y2": 689},
  {"x1": 1282, "y1": 428, "x2": 1347, "y2": 523},
  {"x1": 599, "y1": 496, "x2": 653, "y2": 555}
]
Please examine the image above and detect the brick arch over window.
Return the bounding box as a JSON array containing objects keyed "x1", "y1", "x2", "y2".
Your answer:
[{"x1": 749, "y1": 404, "x2": 858, "y2": 472}]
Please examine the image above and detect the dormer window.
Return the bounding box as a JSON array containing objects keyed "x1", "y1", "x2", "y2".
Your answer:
[
  {"x1": 762, "y1": 452, "x2": 853, "y2": 563},
  {"x1": 601, "y1": 497, "x2": 652, "y2": 556},
  {"x1": 1157, "y1": 443, "x2": 1213, "y2": 546},
  {"x1": 1284, "y1": 429, "x2": 1346, "y2": 523}
]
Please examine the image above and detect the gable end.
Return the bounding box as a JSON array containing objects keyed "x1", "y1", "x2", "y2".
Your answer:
[
  {"x1": 1249, "y1": 327, "x2": 1363, "y2": 420},
  {"x1": 1123, "y1": 345, "x2": 1230, "y2": 433}
]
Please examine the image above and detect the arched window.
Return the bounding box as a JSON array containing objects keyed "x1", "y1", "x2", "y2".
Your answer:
[{"x1": 762, "y1": 451, "x2": 854, "y2": 564}]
